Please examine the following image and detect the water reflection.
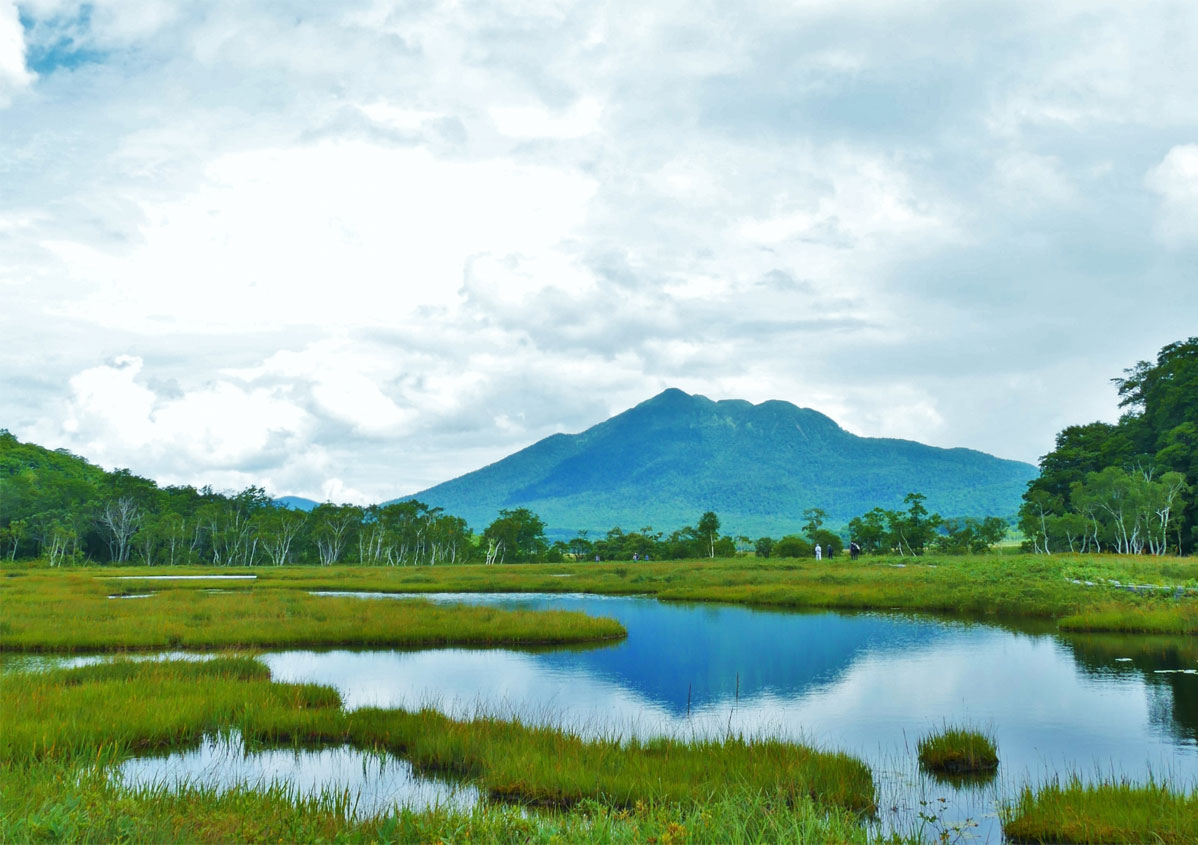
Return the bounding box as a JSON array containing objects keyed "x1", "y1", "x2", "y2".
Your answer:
[
  {"x1": 280, "y1": 591, "x2": 1197, "y2": 842},
  {"x1": 116, "y1": 731, "x2": 480, "y2": 819}
]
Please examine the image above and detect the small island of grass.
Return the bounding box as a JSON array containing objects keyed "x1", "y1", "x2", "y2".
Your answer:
[{"x1": 917, "y1": 726, "x2": 999, "y2": 775}]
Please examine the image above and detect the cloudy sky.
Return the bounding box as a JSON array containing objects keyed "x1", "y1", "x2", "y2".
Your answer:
[{"x1": 2, "y1": 0, "x2": 1196, "y2": 504}]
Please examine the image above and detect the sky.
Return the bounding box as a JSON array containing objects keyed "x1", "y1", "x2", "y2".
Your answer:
[{"x1": 1, "y1": 0, "x2": 1196, "y2": 505}]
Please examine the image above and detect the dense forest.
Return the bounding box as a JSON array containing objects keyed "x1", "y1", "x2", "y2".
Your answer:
[{"x1": 1019, "y1": 337, "x2": 1196, "y2": 555}]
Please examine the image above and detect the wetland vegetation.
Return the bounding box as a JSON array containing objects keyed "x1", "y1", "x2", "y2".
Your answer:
[
  {"x1": 0, "y1": 570, "x2": 625, "y2": 652},
  {"x1": 1001, "y1": 779, "x2": 1198, "y2": 844},
  {"x1": 2, "y1": 561, "x2": 1196, "y2": 842},
  {"x1": 915, "y1": 727, "x2": 998, "y2": 776},
  {"x1": 2, "y1": 656, "x2": 877, "y2": 843}
]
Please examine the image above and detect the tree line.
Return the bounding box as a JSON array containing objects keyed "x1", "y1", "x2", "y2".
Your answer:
[
  {"x1": 2, "y1": 428, "x2": 1016, "y2": 566},
  {"x1": 1018, "y1": 337, "x2": 1195, "y2": 556}
]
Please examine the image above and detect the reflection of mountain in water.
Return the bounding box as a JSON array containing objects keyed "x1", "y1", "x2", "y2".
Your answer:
[
  {"x1": 515, "y1": 597, "x2": 954, "y2": 716},
  {"x1": 1058, "y1": 634, "x2": 1198, "y2": 743}
]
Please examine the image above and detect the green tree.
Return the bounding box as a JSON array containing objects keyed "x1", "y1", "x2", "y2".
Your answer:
[
  {"x1": 1024, "y1": 337, "x2": 1197, "y2": 554},
  {"x1": 774, "y1": 535, "x2": 814, "y2": 558},
  {"x1": 567, "y1": 530, "x2": 593, "y2": 560},
  {"x1": 754, "y1": 536, "x2": 774, "y2": 558},
  {"x1": 713, "y1": 535, "x2": 737, "y2": 557},
  {"x1": 801, "y1": 507, "x2": 827, "y2": 538},
  {"x1": 311, "y1": 503, "x2": 361, "y2": 566},
  {"x1": 697, "y1": 511, "x2": 720, "y2": 558},
  {"x1": 482, "y1": 508, "x2": 547, "y2": 564},
  {"x1": 848, "y1": 508, "x2": 889, "y2": 554},
  {"x1": 810, "y1": 529, "x2": 843, "y2": 556},
  {"x1": 889, "y1": 493, "x2": 939, "y2": 556}
]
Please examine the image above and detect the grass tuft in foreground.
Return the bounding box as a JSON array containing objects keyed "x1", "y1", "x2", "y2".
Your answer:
[
  {"x1": 916, "y1": 726, "x2": 998, "y2": 776},
  {"x1": 1002, "y1": 777, "x2": 1198, "y2": 844},
  {"x1": 4, "y1": 758, "x2": 876, "y2": 844}
]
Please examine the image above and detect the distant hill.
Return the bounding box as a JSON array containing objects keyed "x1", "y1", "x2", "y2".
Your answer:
[
  {"x1": 406, "y1": 389, "x2": 1038, "y2": 536},
  {"x1": 274, "y1": 495, "x2": 319, "y2": 512}
]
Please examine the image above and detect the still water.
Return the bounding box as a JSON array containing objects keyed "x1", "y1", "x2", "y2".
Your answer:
[
  {"x1": 12, "y1": 590, "x2": 1195, "y2": 840},
  {"x1": 117, "y1": 731, "x2": 480, "y2": 819},
  {"x1": 251, "y1": 591, "x2": 1197, "y2": 841}
]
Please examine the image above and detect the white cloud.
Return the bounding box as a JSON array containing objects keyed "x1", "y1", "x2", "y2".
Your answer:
[
  {"x1": 490, "y1": 97, "x2": 603, "y2": 139},
  {"x1": 0, "y1": 0, "x2": 33, "y2": 106},
  {"x1": 992, "y1": 152, "x2": 1076, "y2": 207},
  {"x1": 45, "y1": 141, "x2": 597, "y2": 334},
  {"x1": 3, "y1": 0, "x2": 1198, "y2": 506},
  {"x1": 1146, "y1": 144, "x2": 1198, "y2": 247},
  {"x1": 49, "y1": 356, "x2": 313, "y2": 488}
]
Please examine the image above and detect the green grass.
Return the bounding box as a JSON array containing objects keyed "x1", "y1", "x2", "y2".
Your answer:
[
  {"x1": 0, "y1": 571, "x2": 625, "y2": 651},
  {"x1": 3, "y1": 557, "x2": 1195, "y2": 842},
  {"x1": 916, "y1": 726, "x2": 998, "y2": 776},
  {"x1": 1058, "y1": 604, "x2": 1198, "y2": 635},
  {"x1": 9, "y1": 553, "x2": 1198, "y2": 636},
  {"x1": 55, "y1": 553, "x2": 1193, "y2": 635},
  {"x1": 0, "y1": 657, "x2": 879, "y2": 843},
  {"x1": 3, "y1": 762, "x2": 875, "y2": 844},
  {"x1": 1002, "y1": 778, "x2": 1198, "y2": 844}
]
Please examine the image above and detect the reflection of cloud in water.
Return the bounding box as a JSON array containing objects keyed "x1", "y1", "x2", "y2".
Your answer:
[
  {"x1": 117, "y1": 731, "x2": 479, "y2": 819},
  {"x1": 265, "y1": 648, "x2": 680, "y2": 736},
  {"x1": 260, "y1": 627, "x2": 1196, "y2": 844},
  {"x1": 263, "y1": 624, "x2": 1194, "y2": 783}
]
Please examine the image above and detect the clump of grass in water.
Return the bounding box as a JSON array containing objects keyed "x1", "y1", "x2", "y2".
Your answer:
[{"x1": 916, "y1": 726, "x2": 998, "y2": 776}]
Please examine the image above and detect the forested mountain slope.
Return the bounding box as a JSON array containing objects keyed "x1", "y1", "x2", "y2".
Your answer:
[{"x1": 408, "y1": 389, "x2": 1037, "y2": 536}]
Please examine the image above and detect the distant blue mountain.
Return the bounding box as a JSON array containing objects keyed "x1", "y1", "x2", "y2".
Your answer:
[
  {"x1": 406, "y1": 388, "x2": 1038, "y2": 536},
  {"x1": 274, "y1": 495, "x2": 319, "y2": 512}
]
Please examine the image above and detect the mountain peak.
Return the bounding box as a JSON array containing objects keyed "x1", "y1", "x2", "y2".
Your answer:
[
  {"x1": 640, "y1": 387, "x2": 706, "y2": 407},
  {"x1": 408, "y1": 391, "x2": 1038, "y2": 535}
]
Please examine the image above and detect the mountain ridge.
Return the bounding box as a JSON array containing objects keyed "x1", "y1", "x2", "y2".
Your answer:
[{"x1": 402, "y1": 389, "x2": 1038, "y2": 536}]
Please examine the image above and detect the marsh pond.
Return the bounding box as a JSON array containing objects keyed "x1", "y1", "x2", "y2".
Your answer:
[{"x1": 26, "y1": 591, "x2": 1198, "y2": 841}]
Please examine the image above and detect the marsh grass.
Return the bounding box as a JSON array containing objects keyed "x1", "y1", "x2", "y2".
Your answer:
[
  {"x1": 1001, "y1": 777, "x2": 1198, "y2": 844},
  {"x1": 57, "y1": 553, "x2": 1193, "y2": 635},
  {"x1": 9, "y1": 553, "x2": 1197, "y2": 635},
  {"x1": 1058, "y1": 603, "x2": 1198, "y2": 635},
  {"x1": 1, "y1": 657, "x2": 880, "y2": 842},
  {"x1": 916, "y1": 727, "x2": 998, "y2": 777},
  {"x1": 3, "y1": 759, "x2": 878, "y2": 844},
  {"x1": 0, "y1": 571, "x2": 625, "y2": 651}
]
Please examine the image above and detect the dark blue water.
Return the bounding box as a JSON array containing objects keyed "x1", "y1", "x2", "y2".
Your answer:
[{"x1": 263, "y1": 591, "x2": 1198, "y2": 842}]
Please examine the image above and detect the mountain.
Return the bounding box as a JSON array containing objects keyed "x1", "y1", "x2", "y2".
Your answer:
[
  {"x1": 274, "y1": 495, "x2": 319, "y2": 512},
  {"x1": 406, "y1": 389, "x2": 1038, "y2": 536}
]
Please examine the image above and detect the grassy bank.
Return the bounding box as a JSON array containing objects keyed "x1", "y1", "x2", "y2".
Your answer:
[
  {"x1": 72, "y1": 553, "x2": 1195, "y2": 635},
  {"x1": 0, "y1": 571, "x2": 625, "y2": 652},
  {"x1": 1002, "y1": 779, "x2": 1198, "y2": 844},
  {"x1": 1, "y1": 657, "x2": 876, "y2": 843}
]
